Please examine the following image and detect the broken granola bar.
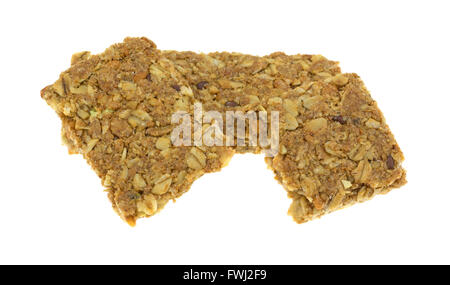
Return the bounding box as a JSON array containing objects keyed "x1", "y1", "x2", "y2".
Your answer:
[{"x1": 41, "y1": 37, "x2": 406, "y2": 226}]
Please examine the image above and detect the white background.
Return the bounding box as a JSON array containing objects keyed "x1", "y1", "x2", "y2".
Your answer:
[{"x1": 1, "y1": 0, "x2": 449, "y2": 265}]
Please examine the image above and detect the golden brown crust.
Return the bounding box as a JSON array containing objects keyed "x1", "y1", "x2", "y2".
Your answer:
[{"x1": 41, "y1": 37, "x2": 406, "y2": 226}]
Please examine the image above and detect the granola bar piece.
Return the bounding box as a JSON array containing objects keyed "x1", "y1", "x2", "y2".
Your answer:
[{"x1": 41, "y1": 37, "x2": 406, "y2": 225}]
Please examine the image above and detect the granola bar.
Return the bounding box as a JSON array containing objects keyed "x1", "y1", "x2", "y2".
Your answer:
[{"x1": 41, "y1": 37, "x2": 406, "y2": 226}]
